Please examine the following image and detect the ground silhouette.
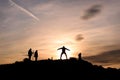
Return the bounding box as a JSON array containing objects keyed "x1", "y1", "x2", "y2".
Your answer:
[{"x1": 0, "y1": 57, "x2": 120, "y2": 80}]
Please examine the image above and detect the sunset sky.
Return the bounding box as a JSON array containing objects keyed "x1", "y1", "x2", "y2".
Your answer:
[{"x1": 0, "y1": 0, "x2": 120, "y2": 68}]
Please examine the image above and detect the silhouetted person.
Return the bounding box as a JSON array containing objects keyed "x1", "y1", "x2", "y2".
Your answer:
[
  {"x1": 57, "y1": 46, "x2": 70, "y2": 59},
  {"x1": 28, "y1": 48, "x2": 33, "y2": 60},
  {"x1": 78, "y1": 53, "x2": 82, "y2": 60},
  {"x1": 34, "y1": 50, "x2": 38, "y2": 61}
]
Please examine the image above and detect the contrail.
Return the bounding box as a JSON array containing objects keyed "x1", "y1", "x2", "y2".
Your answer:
[{"x1": 9, "y1": 0, "x2": 39, "y2": 21}]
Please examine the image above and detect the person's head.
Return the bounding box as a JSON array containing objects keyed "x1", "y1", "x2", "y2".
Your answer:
[{"x1": 36, "y1": 50, "x2": 38, "y2": 52}]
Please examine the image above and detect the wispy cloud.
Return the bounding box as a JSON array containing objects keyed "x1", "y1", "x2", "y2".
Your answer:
[
  {"x1": 82, "y1": 4, "x2": 102, "y2": 20},
  {"x1": 75, "y1": 34, "x2": 84, "y2": 42},
  {"x1": 84, "y1": 49, "x2": 120, "y2": 67},
  {"x1": 9, "y1": 0, "x2": 39, "y2": 21}
]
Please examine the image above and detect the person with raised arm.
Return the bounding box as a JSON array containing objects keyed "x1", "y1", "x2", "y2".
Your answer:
[{"x1": 57, "y1": 46, "x2": 70, "y2": 59}]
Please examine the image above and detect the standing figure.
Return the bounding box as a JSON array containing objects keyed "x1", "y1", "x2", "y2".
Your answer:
[
  {"x1": 57, "y1": 46, "x2": 70, "y2": 59},
  {"x1": 78, "y1": 53, "x2": 82, "y2": 60},
  {"x1": 28, "y1": 48, "x2": 33, "y2": 60},
  {"x1": 34, "y1": 50, "x2": 38, "y2": 61}
]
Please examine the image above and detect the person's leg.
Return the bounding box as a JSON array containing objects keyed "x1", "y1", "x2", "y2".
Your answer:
[
  {"x1": 64, "y1": 53, "x2": 68, "y2": 59},
  {"x1": 30, "y1": 56, "x2": 31, "y2": 60},
  {"x1": 60, "y1": 53, "x2": 63, "y2": 59},
  {"x1": 29, "y1": 55, "x2": 31, "y2": 60},
  {"x1": 36, "y1": 57, "x2": 38, "y2": 61}
]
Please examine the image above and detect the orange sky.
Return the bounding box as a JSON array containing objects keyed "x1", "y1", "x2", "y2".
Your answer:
[{"x1": 0, "y1": 0, "x2": 120, "y2": 68}]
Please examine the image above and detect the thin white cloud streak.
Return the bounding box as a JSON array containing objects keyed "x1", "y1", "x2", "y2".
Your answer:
[{"x1": 9, "y1": 0, "x2": 39, "y2": 21}]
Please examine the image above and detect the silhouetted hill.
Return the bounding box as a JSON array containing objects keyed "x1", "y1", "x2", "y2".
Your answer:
[{"x1": 0, "y1": 58, "x2": 120, "y2": 80}]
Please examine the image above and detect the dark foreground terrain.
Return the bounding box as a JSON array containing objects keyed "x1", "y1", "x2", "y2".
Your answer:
[{"x1": 0, "y1": 58, "x2": 120, "y2": 80}]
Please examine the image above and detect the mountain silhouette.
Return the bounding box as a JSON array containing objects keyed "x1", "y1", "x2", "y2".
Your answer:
[{"x1": 0, "y1": 57, "x2": 120, "y2": 80}]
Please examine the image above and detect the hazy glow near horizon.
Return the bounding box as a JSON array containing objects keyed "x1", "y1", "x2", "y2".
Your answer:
[{"x1": 0, "y1": 0, "x2": 120, "y2": 68}]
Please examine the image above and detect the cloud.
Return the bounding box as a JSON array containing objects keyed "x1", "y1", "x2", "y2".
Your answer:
[
  {"x1": 82, "y1": 4, "x2": 102, "y2": 20},
  {"x1": 84, "y1": 49, "x2": 120, "y2": 65},
  {"x1": 0, "y1": 0, "x2": 10, "y2": 21},
  {"x1": 75, "y1": 34, "x2": 84, "y2": 41},
  {"x1": 9, "y1": 0, "x2": 39, "y2": 21}
]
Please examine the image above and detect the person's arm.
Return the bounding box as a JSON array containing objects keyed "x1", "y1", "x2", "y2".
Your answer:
[
  {"x1": 57, "y1": 48, "x2": 62, "y2": 50},
  {"x1": 66, "y1": 48, "x2": 70, "y2": 51}
]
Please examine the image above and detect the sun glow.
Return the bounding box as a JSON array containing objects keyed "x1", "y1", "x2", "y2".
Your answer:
[
  {"x1": 54, "y1": 38, "x2": 77, "y2": 59},
  {"x1": 57, "y1": 49, "x2": 72, "y2": 59},
  {"x1": 56, "y1": 41, "x2": 74, "y2": 59}
]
